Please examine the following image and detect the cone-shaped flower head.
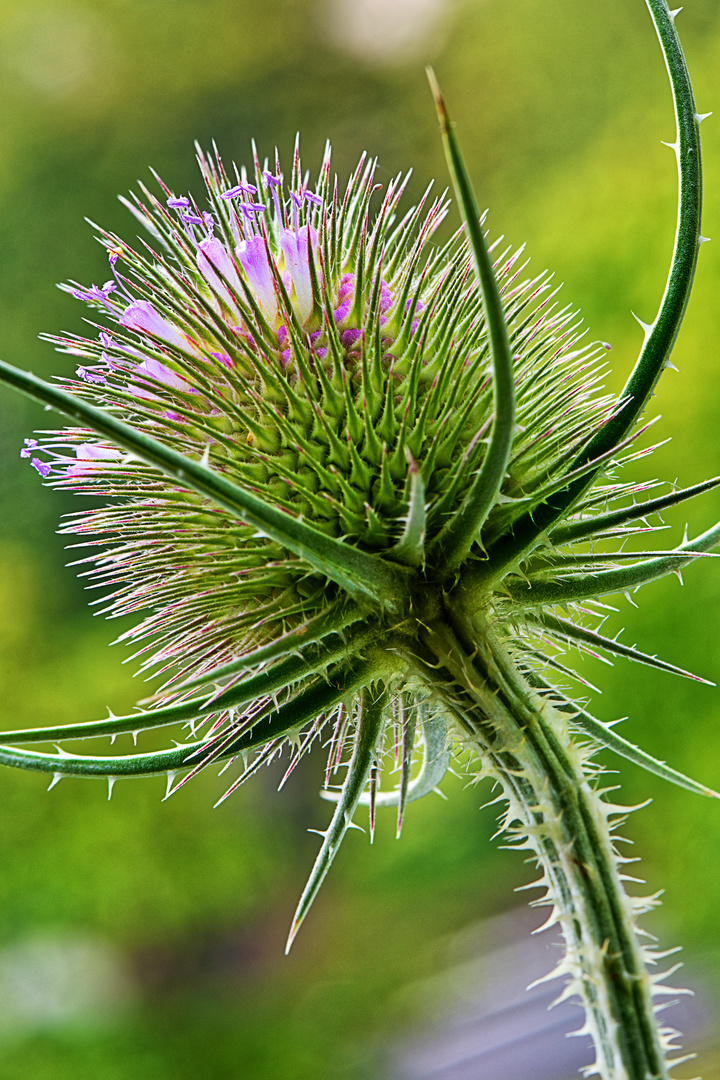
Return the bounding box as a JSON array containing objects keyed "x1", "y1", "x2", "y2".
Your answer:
[
  {"x1": 23, "y1": 136, "x2": 644, "y2": 801},
  {"x1": 31, "y1": 142, "x2": 616, "y2": 683}
]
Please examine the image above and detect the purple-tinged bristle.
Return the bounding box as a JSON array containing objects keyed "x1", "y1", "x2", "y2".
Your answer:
[
  {"x1": 220, "y1": 182, "x2": 259, "y2": 200},
  {"x1": 31, "y1": 458, "x2": 51, "y2": 478},
  {"x1": 76, "y1": 367, "x2": 107, "y2": 385}
]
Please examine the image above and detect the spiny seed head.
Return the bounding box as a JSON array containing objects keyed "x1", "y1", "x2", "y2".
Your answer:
[{"x1": 28, "y1": 141, "x2": 613, "y2": 687}]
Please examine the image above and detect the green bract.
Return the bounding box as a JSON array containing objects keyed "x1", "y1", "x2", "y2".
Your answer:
[{"x1": 0, "y1": 0, "x2": 715, "y2": 1075}]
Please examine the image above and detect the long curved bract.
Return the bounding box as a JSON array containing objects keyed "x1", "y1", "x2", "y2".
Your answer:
[
  {"x1": 474, "y1": 0, "x2": 704, "y2": 581},
  {"x1": 0, "y1": 359, "x2": 404, "y2": 609}
]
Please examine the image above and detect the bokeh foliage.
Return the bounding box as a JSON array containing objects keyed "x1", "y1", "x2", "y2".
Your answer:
[{"x1": 0, "y1": 0, "x2": 719, "y2": 1076}]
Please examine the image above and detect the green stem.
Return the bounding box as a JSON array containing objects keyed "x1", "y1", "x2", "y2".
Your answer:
[{"x1": 417, "y1": 614, "x2": 672, "y2": 1079}]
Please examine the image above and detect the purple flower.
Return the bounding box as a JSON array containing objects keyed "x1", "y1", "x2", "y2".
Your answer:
[
  {"x1": 197, "y1": 236, "x2": 243, "y2": 316},
  {"x1": 210, "y1": 351, "x2": 233, "y2": 369},
  {"x1": 31, "y1": 458, "x2": 51, "y2": 478},
  {"x1": 20, "y1": 438, "x2": 38, "y2": 459},
  {"x1": 280, "y1": 225, "x2": 318, "y2": 323},
  {"x1": 404, "y1": 297, "x2": 424, "y2": 335},
  {"x1": 237, "y1": 203, "x2": 267, "y2": 235},
  {"x1": 261, "y1": 172, "x2": 284, "y2": 223},
  {"x1": 167, "y1": 197, "x2": 190, "y2": 210},
  {"x1": 77, "y1": 366, "x2": 107, "y2": 385},
  {"x1": 220, "y1": 181, "x2": 258, "y2": 200},
  {"x1": 119, "y1": 301, "x2": 186, "y2": 350},
  {"x1": 338, "y1": 274, "x2": 354, "y2": 302},
  {"x1": 341, "y1": 328, "x2": 361, "y2": 350},
  {"x1": 66, "y1": 444, "x2": 124, "y2": 476},
  {"x1": 130, "y1": 358, "x2": 195, "y2": 401},
  {"x1": 236, "y1": 236, "x2": 279, "y2": 325},
  {"x1": 72, "y1": 281, "x2": 117, "y2": 309}
]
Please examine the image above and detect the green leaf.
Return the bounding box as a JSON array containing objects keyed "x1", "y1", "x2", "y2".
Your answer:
[
  {"x1": 0, "y1": 359, "x2": 406, "y2": 609},
  {"x1": 321, "y1": 701, "x2": 450, "y2": 809},
  {"x1": 563, "y1": 701, "x2": 718, "y2": 800},
  {"x1": 550, "y1": 475, "x2": 720, "y2": 546},
  {"x1": 0, "y1": 626, "x2": 376, "y2": 745},
  {"x1": 534, "y1": 611, "x2": 713, "y2": 684},
  {"x1": 286, "y1": 684, "x2": 387, "y2": 951},
  {"x1": 0, "y1": 657, "x2": 380, "y2": 780},
  {"x1": 503, "y1": 519, "x2": 720, "y2": 606},
  {"x1": 472, "y1": 0, "x2": 704, "y2": 580},
  {"x1": 427, "y1": 70, "x2": 515, "y2": 569},
  {"x1": 389, "y1": 460, "x2": 427, "y2": 567},
  {"x1": 590, "y1": 0, "x2": 705, "y2": 454}
]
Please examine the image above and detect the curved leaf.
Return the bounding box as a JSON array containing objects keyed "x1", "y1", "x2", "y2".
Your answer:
[
  {"x1": 427, "y1": 71, "x2": 515, "y2": 569},
  {"x1": 550, "y1": 475, "x2": 720, "y2": 546},
  {"x1": 534, "y1": 611, "x2": 713, "y2": 684},
  {"x1": 0, "y1": 657, "x2": 380, "y2": 779},
  {"x1": 0, "y1": 626, "x2": 375, "y2": 745},
  {"x1": 286, "y1": 684, "x2": 387, "y2": 951},
  {"x1": 544, "y1": 685, "x2": 719, "y2": 800},
  {"x1": 320, "y1": 703, "x2": 450, "y2": 809},
  {"x1": 473, "y1": 0, "x2": 704, "y2": 579},
  {"x1": 503, "y1": 519, "x2": 720, "y2": 606}
]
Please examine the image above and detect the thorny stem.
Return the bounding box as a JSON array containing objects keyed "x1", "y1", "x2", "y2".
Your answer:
[{"x1": 416, "y1": 613, "x2": 671, "y2": 1079}]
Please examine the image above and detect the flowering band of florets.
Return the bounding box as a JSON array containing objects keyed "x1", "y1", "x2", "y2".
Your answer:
[{"x1": 29, "y1": 147, "x2": 441, "y2": 489}]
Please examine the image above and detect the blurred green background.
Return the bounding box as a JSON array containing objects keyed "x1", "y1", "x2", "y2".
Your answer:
[{"x1": 1, "y1": 0, "x2": 720, "y2": 1076}]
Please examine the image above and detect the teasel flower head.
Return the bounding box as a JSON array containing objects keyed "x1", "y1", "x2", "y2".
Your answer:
[
  {"x1": 0, "y1": 3, "x2": 717, "y2": 1075},
  {"x1": 31, "y1": 140, "x2": 625, "y2": 682}
]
